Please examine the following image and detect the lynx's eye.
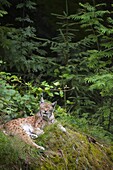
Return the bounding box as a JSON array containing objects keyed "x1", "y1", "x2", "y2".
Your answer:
[{"x1": 42, "y1": 109, "x2": 53, "y2": 121}]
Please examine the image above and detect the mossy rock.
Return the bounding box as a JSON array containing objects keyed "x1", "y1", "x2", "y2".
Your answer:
[{"x1": 0, "y1": 123, "x2": 113, "y2": 170}]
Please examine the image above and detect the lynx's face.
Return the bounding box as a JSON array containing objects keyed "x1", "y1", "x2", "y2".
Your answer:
[{"x1": 39, "y1": 101, "x2": 57, "y2": 123}]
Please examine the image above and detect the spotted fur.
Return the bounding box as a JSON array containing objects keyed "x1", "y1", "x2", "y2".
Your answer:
[{"x1": 0, "y1": 98, "x2": 57, "y2": 150}]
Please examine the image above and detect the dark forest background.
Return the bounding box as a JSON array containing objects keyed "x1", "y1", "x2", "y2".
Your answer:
[{"x1": 1, "y1": 0, "x2": 113, "y2": 140}]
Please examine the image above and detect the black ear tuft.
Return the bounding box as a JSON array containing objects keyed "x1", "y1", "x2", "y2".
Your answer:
[
  {"x1": 40, "y1": 93, "x2": 44, "y2": 103},
  {"x1": 52, "y1": 101, "x2": 57, "y2": 107}
]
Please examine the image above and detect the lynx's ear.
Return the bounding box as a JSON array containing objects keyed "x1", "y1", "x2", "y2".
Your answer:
[
  {"x1": 52, "y1": 101, "x2": 57, "y2": 107},
  {"x1": 40, "y1": 93, "x2": 44, "y2": 103}
]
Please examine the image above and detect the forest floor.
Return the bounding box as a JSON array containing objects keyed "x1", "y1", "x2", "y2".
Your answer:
[{"x1": 0, "y1": 120, "x2": 113, "y2": 170}]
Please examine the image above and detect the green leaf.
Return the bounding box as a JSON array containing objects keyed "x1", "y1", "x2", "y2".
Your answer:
[
  {"x1": 0, "y1": 10, "x2": 8, "y2": 17},
  {"x1": 16, "y1": 3, "x2": 24, "y2": 9},
  {"x1": 60, "y1": 90, "x2": 63, "y2": 97},
  {"x1": 0, "y1": 103, "x2": 4, "y2": 109},
  {"x1": 53, "y1": 82, "x2": 60, "y2": 86}
]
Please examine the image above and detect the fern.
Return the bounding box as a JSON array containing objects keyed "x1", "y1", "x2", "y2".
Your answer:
[{"x1": 0, "y1": 10, "x2": 7, "y2": 17}]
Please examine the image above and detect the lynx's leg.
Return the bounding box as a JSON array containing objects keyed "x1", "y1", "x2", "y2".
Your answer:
[
  {"x1": 30, "y1": 129, "x2": 44, "y2": 139},
  {"x1": 33, "y1": 128, "x2": 44, "y2": 136},
  {"x1": 19, "y1": 131, "x2": 45, "y2": 150},
  {"x1": 21, "y1": 124, "x2": 44, "y2": 139}
]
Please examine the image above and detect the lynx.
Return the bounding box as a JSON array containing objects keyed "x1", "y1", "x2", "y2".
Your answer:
[{"x1": 0, "y1": 96, "x2": 57, "y2": 150}]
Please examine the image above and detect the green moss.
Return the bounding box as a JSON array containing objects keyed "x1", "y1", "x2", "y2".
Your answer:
[
  {"x1": 106, "y1": 146, "x2": 113, "y2": 162},
  {"x1": 0, "y1": 123, "x2": 113, "y2": 170}
]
